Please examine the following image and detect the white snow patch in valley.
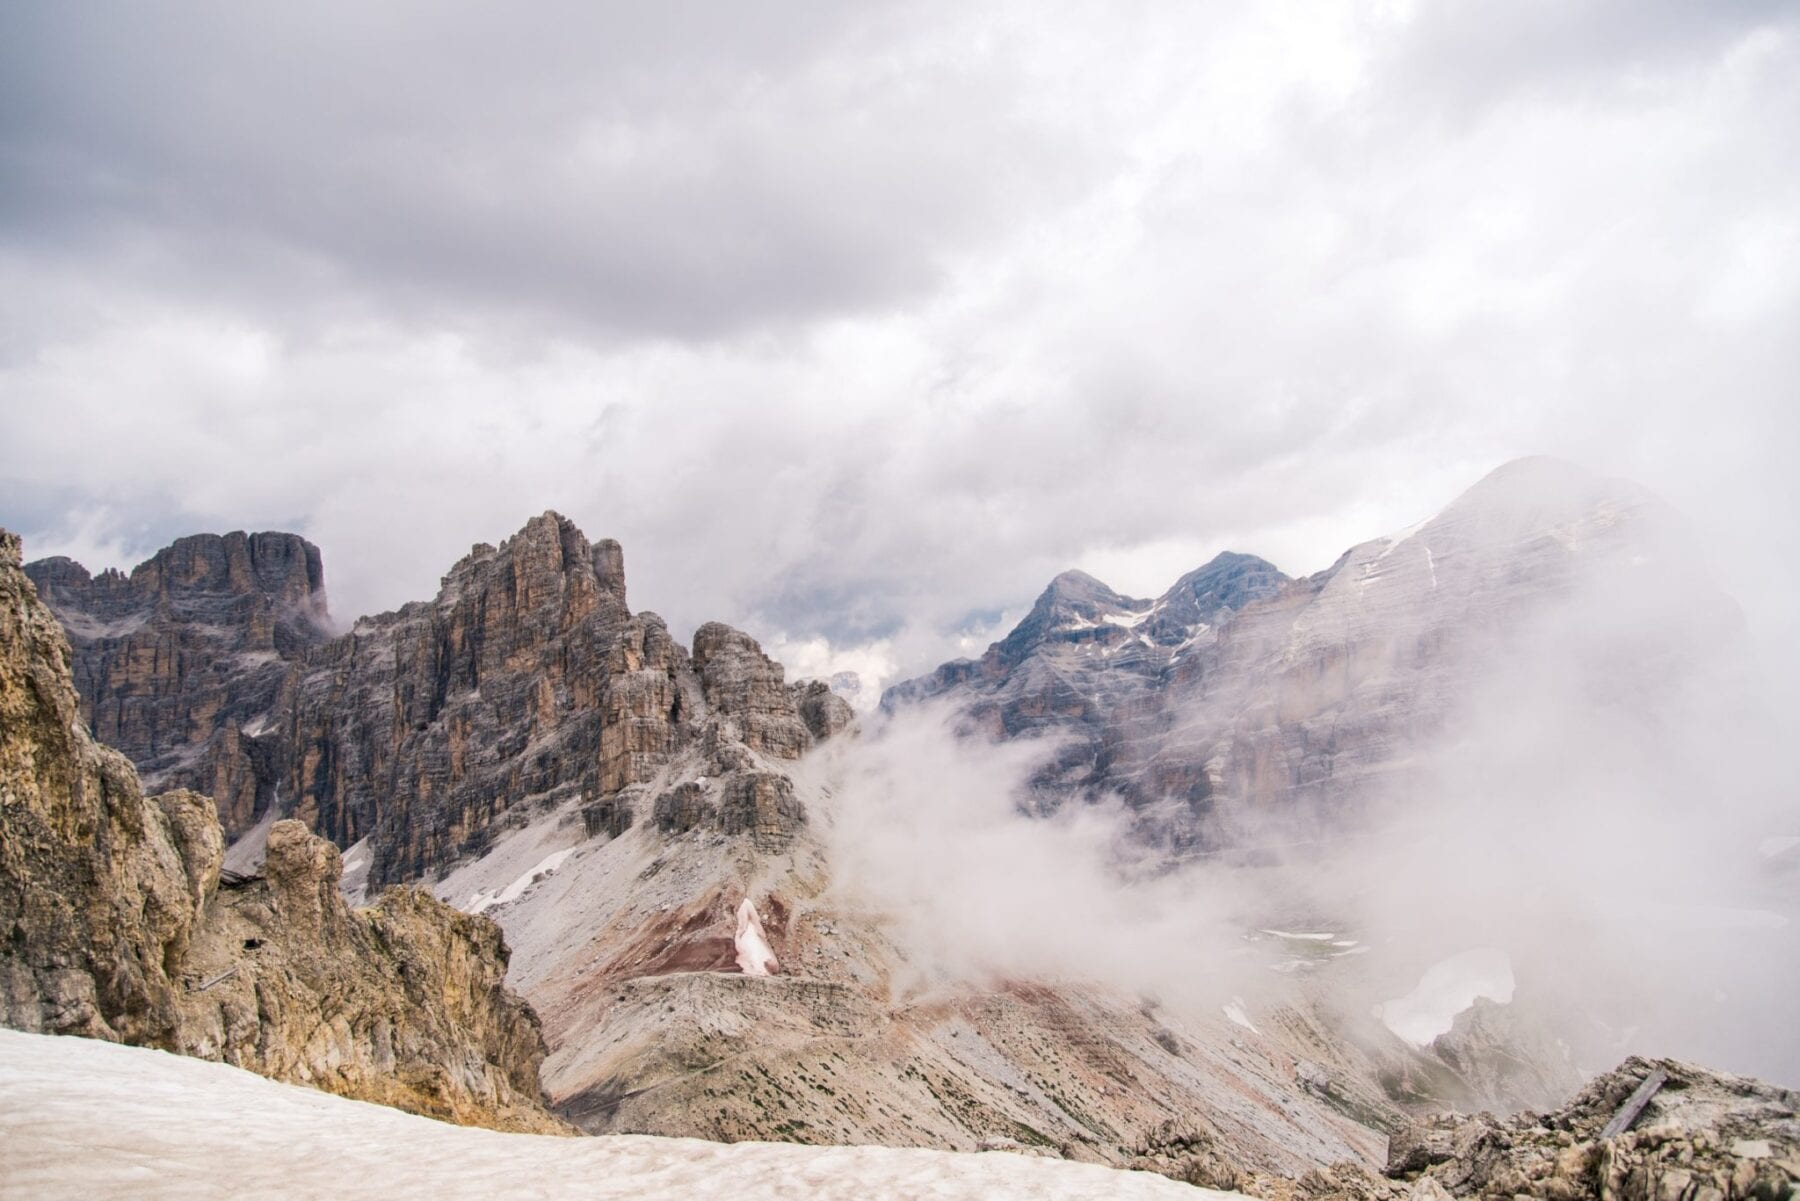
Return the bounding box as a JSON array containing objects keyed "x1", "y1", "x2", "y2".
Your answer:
[
  {"x1": 465, "y1": 848, "x2": 577, "y2": 915},
  {"x1": 735, "y1": 898, "x2": 780, "y2": 976},
  {"x1": 1258, "y1": 929, "x2": 1335, "y2": 942},
  {"x1": 0, "y1": 1030, "x2": 1233, "y2": 1200},
  {"x1": 1374, "y1": 947, "x2": 1515, "y2": 1048},
  {"x1": 1222, "y1": 998, "x2": 1259, "y2": 1033}
]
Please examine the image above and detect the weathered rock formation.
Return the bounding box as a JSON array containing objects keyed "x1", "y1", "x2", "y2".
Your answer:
[
  {"x1": 24, "y1": 531, "x2": 331, "y2": 836},
  {"x1": 28, "y1": 512, "x2": 850, "y2": 887},
  {"x1": 888, "y1": 457, "x2": 1737, "y2": 849},
  {"x1": 0, "y1": 528, "x2": 564, "y2": 1132},
  {"x1": 1233, "y1": 1056, "x2": 1798, "y2": 1200}
]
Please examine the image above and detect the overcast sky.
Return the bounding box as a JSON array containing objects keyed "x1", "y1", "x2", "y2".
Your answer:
[{"x1": 3, "y1": 1, "x2": 1796, "y2": 692}]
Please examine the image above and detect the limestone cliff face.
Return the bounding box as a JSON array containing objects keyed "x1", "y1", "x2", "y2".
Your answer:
[
  {"x1": 284, "y1": 514, "x2": 639, "y2": 883},
  {"x1": 0, "y1": 529, "x2": 564, "y2": 1133},
  {"x1": 24, "y1": 531, "x2": 331, "y2": 838},
  {"x1": 29, "y1": 512, "x2": 848, "y2": 887}
]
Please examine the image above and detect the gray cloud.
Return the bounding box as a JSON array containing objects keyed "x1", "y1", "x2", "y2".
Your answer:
[
  {"x1": 0, "y1": 2, "x2": 1100, "y2": 340},
  {"x1": 1, "y1": 2, "x2": 1796, "y2": 699}
]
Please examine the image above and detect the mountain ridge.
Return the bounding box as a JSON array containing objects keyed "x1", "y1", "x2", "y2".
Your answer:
[
  {"x1": 26, "y1": 509, "x2": 853, "y2": 888},
  {"x1": 882, "y1": 455, "x2": 1729, "y2": 848}
]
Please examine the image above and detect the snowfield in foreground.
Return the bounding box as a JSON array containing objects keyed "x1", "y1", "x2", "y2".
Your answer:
[{"x1": 0, "y1": 1030, "x2": 1237, "y2": 1200}]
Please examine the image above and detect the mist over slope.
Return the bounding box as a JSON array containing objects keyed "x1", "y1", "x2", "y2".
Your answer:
[{"x1": 878, "y1": 458, "x2": 1798, "y2": 1086}]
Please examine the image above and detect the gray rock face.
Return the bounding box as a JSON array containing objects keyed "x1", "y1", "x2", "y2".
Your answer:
[
  {"x1": 884, "y1": 550, "x2": 1290, "y2": 825},
  {"x1": 28, "y1": 512, "x2": 847, "y2": 887},
  {"x1": 23, "y1": 531, "x2": 333, "y2": 837},
  {"x1": 692, "y1": 622, "x2": 815, "y2": 759},
  {"x1": 283, "y1": 513, "x2": 642, "y2": 883},
  {"x1": 887, "y1": 458, "x2": 1734, "y2": 849},
  {"x1": 793, "y1": 679, "x2": 855, "y2": 741}
]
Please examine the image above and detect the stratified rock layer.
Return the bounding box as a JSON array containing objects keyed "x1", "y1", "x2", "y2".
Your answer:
[
  {"x1": 28, "y1": 512, "x2": 849, "y2": 886},
  {"x1": 0, "y1": 529, "x2": 564, "y2": 1133},
  {"x1": 24, "y1": 532, "x2": 331, "y2": 836}
]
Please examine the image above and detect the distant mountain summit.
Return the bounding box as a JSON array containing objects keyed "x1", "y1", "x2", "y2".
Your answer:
[{"x1": 885, "y1": 457, "x2": 1728, "y2": 847}]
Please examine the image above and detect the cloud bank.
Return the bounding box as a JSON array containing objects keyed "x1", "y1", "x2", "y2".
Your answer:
[{"x1": 1, "y1": 2, "x2": 1796, "y2": 694}]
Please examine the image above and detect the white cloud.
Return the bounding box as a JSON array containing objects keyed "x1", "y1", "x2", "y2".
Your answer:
[{"x1": 1, "y1": 2, "x2": 1795, "y2": 686}]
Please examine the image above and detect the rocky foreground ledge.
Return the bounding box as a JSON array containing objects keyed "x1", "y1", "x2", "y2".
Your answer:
[{"x1": 1220, "y1": 1056, "x2": 1798, "y2": 1201}]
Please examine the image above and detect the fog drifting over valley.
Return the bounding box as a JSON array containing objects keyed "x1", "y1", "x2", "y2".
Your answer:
[{"x1": 816, "y1": 492, "x2": 1800, "y2": 1088}]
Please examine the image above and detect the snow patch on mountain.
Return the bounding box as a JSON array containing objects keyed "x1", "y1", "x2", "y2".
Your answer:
[
  {"x1": 735, "y1": 898, "x2": 780, "y2": 976},
  {"x1": 466, "y1": 847, "x2": 578, "y2": 915}
]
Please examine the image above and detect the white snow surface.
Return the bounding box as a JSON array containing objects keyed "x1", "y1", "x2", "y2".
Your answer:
[
  {"x1": 1222, "y1": 998, "x2": 1260, "y2": 1033},
  {"x1": 0, "y1": 1029, "x2": 1234, "y2": 1201},
  {"x1": 735, "y1": 897, "x2": 780, "y2": 976},
  {"x1": 1374, "y1": 947, "x2": 1516, "y2": 1047},
  {"x1": 465, "y1": 847, "x2": 577, "y2": 915}
]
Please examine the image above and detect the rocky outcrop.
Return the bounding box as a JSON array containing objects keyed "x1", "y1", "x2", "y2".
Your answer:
[
  {"x1": 0, "y1": 529, "x2": 564, "y2": 1133},
  {"x1": 1236, "y1": 1056, "x2": 1799, "y2": 1200},
  {"x1": 23, "y1": 531, "x2": 332, "y2": 838},
  {"x1": 693, "y1": 622, "x2": 815, "y2": 758},
  {"x1": 887, "y1": 458, "x2": 1735, "y2": 850},
  {"x1": 177, "y1": 821, "x2": 562, "y2": 1132},
  {"x1": 794, "y1": 679, "x2": 855, "y2": 742},
  {"x1": 29, "y1": 512, "x2": 851, "y2": 887}
]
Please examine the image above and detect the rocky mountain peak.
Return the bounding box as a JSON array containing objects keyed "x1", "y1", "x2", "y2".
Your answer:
[
  {"x1": 1422, "y1": 455, "x2": 1661, "y2": 555},
  {"x1": 993, "y1": 568, "x2": 1146, "y2": 664},
  {"x1": 28, "y1": 529, "x2": 331, "y2": 643},
  {"x1": 439, "y1": 509, "x2": 627, "y2": 623},
  {"x1": 1150, "y1": 551, "x2": 1289, "y2": 641},
  {"x1": 887, "y1": 459, "x2": 1725, "y2": 851}
]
